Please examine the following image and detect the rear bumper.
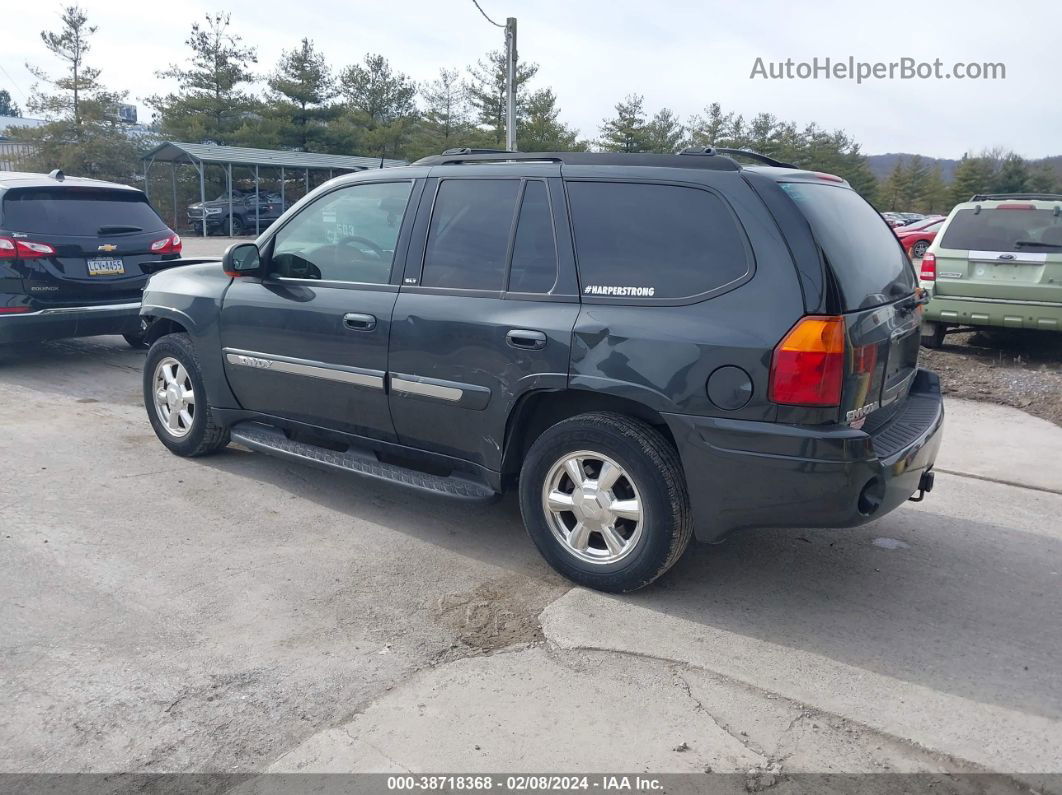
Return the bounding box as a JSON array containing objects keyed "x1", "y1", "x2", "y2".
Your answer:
[
  {"x1": 924, "y1": 294, "x2": 1062, "y2": 331},
  {"x1": 0, "y1": 301, "x2": 142, "y2": 344},
  {"x1": 664, "y1": 369, "x2": 945, "y2": 543}
]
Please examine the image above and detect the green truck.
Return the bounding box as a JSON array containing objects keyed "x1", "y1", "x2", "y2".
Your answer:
[{"x1": 919, "y1": 193, "x2": 1062, "y2": 348}]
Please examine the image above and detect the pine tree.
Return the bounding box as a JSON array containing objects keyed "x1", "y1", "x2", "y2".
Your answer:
[
  {"x1": 598, "y1": 94, "x2": 650, "y2": 153},
  {"x1": 905, "y1": 155, "x2": 931, "y2": 208},
  {"x1": 992, "y1": 154, "x2": 1029, "y2": 194},
  {"x1": 12, "y1": 5, "x2": 142, "y2": 183},
  {"x1": 918, "y1": 167, "x2": 951, "y2": 214},
  {"x1": 337, "y1": 53, "x2": 417, "y2": 160},
  {"x1": 1027, "y1": 163, "x2": 1058, "y2": 193},
  {"x1": 518, "y1": 88, "x2": 583, "y2": 151},
  {"x1": 149, "y1": 13, "x2": 259, "y2": 145},
  {"x1": 644, "y1": 107, "x2": 685, "y2": 154},
  {"x1": 26, "y1": 5, "x2": 122, "y2": 128},
  {"x1": 407, "y1": 68, "x2": 480, "y2": 157},
  {"x1": 267, "y1": 38, "x2": 336, "y2": 151},
  {"x1": 880, "y1": 159, "x2": 910, "y2": 211},
  {"x1": 950, "y1": 154, "x2": 995, "y2": 204},
  {"x1": 0, "y1": 89, "x2": 23, "y2": 117},
  {"x1": 687, "y1": 102, "x2": 735, "y2": 148},
  {"x1": 465, "y1": 50, "x2": 538, "y2": 146}
]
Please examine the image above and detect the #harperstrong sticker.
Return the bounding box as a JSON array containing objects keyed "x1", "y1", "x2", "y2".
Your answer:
[{"x1": 584, "y1": 285, "x2": 656, "y2": 297}]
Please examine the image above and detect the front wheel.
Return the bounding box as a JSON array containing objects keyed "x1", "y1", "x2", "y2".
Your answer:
[
  {"x1": 519, "y1": 412, "x2": 692, "y2": 593},
  {"x1": 143, "y1": 333, "x2": 229, "y2": 457},
  {"x1": 229, "y1": 216, "x2": 246, "y2": 236}
]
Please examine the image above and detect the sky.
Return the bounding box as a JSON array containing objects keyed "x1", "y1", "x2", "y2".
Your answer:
[{"x1": 2, "y1": 0, "x2": 1059, "y2": 159}]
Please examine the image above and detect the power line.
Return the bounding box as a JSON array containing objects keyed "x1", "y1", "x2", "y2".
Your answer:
[
  {"x1": 471, "y1": 0, "x2": 505, "y2": 28},
  {"x1": 0, "y1": 62, "x2": 29, "y2": 102}
]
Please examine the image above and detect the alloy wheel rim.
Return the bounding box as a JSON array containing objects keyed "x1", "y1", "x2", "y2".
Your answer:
[
  {"x1": 541, "y1": 450, "x2": 644, "y2": 565},
  {"x1": 153, "y1": 356, "x2": 195, "y2": 438}
]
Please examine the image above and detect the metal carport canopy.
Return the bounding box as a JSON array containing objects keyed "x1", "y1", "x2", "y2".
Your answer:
[
  {"x1": 141, "y1": 141, "x2": 406, "y2": 171},
  {"x1": 141, "y1": 142, "x2": 407, "y2": 237}
]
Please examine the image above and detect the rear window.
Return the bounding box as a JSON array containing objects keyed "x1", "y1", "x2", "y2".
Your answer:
[
  {"x1": 780, "y1": 181, "x2": 916, "y2": 310},
  {"x1": 939, "y1": 208, "x2": 1062, "y2": 253},
  {"x1": 566, "y1": 181, "x2": 750, "y2": 300},
  {"x1": 1, "y1": 187, "x2": 167, "y2": 236}
]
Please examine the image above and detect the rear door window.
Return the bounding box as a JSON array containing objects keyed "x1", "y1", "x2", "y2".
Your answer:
[
  {"x1": 421, "y1": 179, "x2": 521, "y2": 291},
  {"x1": 1, "y1": 187, "x2": 167, "y2": 235},
  {"x1": 566, "y1": 181, "x2": 750, "y2": 300},
  {"x1": 939, "y1": 208, "x2": 1062, "y2": 253},
  {"x1": 508, "y1": 181, "x2": 558, "y2": 293},
  {"x1": 779, "y1": 181, "x2": 916, "y2": 310}
]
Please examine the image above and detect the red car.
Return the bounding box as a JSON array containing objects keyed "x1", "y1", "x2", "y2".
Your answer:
[{"x1": 896, "y1": 218, "x2": 944, "y2": 258}]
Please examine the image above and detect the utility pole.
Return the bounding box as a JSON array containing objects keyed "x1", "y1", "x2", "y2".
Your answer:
[{"x1": 505, "y1": 17, "x2": 518, "y2": 151}]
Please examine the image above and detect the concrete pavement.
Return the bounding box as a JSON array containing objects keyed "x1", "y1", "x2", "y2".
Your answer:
[{"x1": 1, "y1": 336, "x2": 1060, "y2": 779}]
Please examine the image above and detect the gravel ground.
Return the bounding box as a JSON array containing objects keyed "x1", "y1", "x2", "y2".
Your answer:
[{"x1": 919, "y1": 328, "x2": 1062, "y2": 427}]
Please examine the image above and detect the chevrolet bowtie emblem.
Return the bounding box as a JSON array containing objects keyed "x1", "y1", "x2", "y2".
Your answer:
[{"x1": 98, "y1": 244, "x2": 118, "y2": 252}]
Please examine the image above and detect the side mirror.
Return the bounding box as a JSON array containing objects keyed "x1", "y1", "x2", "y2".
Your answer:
[{"x1": 222, "y1": 242, "x2": 262, "y2": 278}]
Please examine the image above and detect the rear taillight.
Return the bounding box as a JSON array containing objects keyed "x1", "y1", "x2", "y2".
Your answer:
[
  {"x1": 769, "y1": 315, "x2": 846, "y2": 407},
  {"x1": 920, "y1": 252, "x2": 936, "y2": 281},
  {"x1": 150, "y1": 234, "x2": 182, "y2": 255},
  {"x1": 0, "y1": 236, "x2": 56, "y2": 259}
]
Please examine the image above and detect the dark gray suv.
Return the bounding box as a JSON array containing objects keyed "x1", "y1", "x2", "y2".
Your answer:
[{"x1": 139, "y1": 149, "x2": 944, "y2": 592}]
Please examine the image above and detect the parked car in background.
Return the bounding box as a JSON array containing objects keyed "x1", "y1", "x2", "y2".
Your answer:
[
  {"x1": 897, "y1": 218, "x2": 944, "y2": 258},
  {"x1": 139, "y1": 148, "x2": 942, "y2": 593},
  {"x1": 920, "y1": 193, "x2": 1062, "y2": 347},
  {"x1": 894, "y1": 215, "x2": 945, "y2": 234},
  {"x1": 187, "y1": 189, "x2": 288, "y2": 236},
  {"x1": 882, "y1": 212, "x2": 907, "y2": 227},
  {"x1": 0, "y1": 170, "x2": 181, "y2": 348}
]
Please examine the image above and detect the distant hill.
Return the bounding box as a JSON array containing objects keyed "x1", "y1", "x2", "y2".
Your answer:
[
  {"x1": 867, "y1": 152, "x2": 1062, "y2": 182},
  {"x1": 866, "y1": 154, "x2": 960, "y2": 181}
]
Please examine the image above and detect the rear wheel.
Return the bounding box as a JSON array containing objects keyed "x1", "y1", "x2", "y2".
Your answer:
[
  {"x1": 921, "y1": 322, "x2": 948, "y2": 349},
  {"x1": 143, "y1": 333, "x2": 229, "y2": 457},
  {"x1": 519, "y1": 412, "x2": 692, "y2": 593},
  {"x1": 911, "y1": 240, "x2": 929, "y2": 258}
]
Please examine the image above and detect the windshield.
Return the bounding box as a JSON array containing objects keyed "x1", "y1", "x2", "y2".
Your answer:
[
  {"x1": 779, "y1": 181, "x2": 916, "y2": 310},
  {"x1": 939, "y1": 208, "x2": 1062, "y2": 251},
  {"x1": 2, "y1": 187, "x2": 167, "y2": 236}
]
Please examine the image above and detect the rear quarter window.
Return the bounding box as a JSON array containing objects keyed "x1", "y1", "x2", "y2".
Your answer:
[
  {"x1": 779, "y1": 181, "x2": 916, "y2": 310},
  {"x1": 1, "y1": 187, "x2": 167, "y2": 236},
  {"x1": 566, "y1": 181, "x2": 751, "y2": 301},
  {"x1": 939, "y1": 208, "x2": 1062, "y2": 252}
]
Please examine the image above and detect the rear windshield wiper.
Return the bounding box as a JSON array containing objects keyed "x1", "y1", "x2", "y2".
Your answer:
[
  {"x1": 97, "y1": 225, "x2": 143, "y2": 234},
  {"x1": 1014, "y1": 240, "x2": 1062, "y2": 249}
]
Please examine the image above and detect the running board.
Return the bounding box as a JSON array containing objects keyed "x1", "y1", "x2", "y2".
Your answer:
[{"x1": 229, "y1": 422, "x2": 496, "y2": 502}]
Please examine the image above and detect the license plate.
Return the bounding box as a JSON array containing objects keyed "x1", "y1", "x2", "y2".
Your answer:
[{"x1": 87, "y1": 258, "x2": 125, "y2": 276}]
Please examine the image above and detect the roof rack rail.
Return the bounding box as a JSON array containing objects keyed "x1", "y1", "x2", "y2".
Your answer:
[
  {"x1": 441, "y1": 147, "x2": 516, "y2": 156},
  {"x1": 711, "y1": 148, "x2": 798, "y2": 169},
  {"x1": 969, "y1": 193, "x2": 1062, "y2": 202},
  {"x1": 410, "y1": 150, "x2": 742, "y2": 171}
]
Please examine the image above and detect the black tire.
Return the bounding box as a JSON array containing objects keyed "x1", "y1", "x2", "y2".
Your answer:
[
  {"x1": 921, "y1": 323, "x2": 947, "y2": 349},
  {"x1": 229, "y1": 215, "x2": 245, "y2": 236},
  {"x1": 911, "y1": 240, "x2": 929, "y2": 258},
  {"x1": 519, "y1": 412, "x2": 693, "y2": 593},
  {"x1": 143, "y1": 333, "x2": 229, "y2": 457},
  {"x1": 123, "y1": 331, "x2": 148, "y2": 349}
]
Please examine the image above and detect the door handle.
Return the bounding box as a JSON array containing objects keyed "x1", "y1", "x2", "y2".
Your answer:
[
  {"x1": 506, "y1": 329, "x2": 547, "y2": 350},
  {"x1": 343, "y1": 313, "x2": 377, "y2": 331}
]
